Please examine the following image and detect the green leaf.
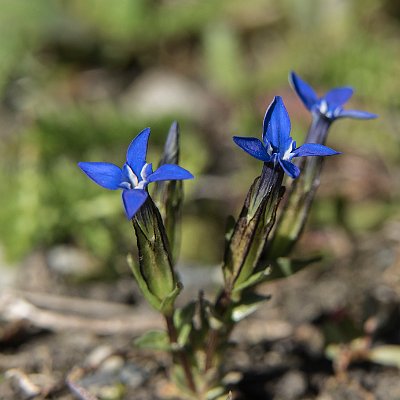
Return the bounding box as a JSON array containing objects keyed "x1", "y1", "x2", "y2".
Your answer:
[
  {"x1": 368, "y1": 345, "x2": 400, "y2": 368},
  {"x1": 160, "y1": 281, "x2": 184, "y2": 316},
  {"x1": 173, "y1": 302, "x2": 196, "y2": 347},
  {"x1": 232, "y1": 267, "x2": 271, "y2": 294},
  {"x1": 265, "y1": 256, "x2": 321, "y2": 281},
  {"x1": 206, "y1": 306, "x2": 224, "y2": 331},
  {"x1": 205, "y1": 385, "x2": 226, "y2": 400},
  {"x1": 231, "y1": 292, "x2": 270, "y2": 322},
  {"x1": 134, "y1": 330, "x2": 170, "y2": 351},
  {"x1": 224, "y1": 215, "x2": 235, "y2": 243},
  {"x1": 127, "y1": 254, "x2": 162, "y2": 311}
]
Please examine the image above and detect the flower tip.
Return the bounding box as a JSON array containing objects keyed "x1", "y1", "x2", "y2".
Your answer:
[
  {"x1": 288, "y1": 70, "x2": 297, "y2": 82},
  {"x1": 77, "y1": 161, "x2": 89, "y2": 172},
  {"x1": 324, "y1": 148, "x2": 342, "y2": 156},
  {"x1": 232, "y1": 135, "x2": 247, "y2": 147},
  {"x1": 170, "y1": 120, "x2": 179, "y2": 129}
]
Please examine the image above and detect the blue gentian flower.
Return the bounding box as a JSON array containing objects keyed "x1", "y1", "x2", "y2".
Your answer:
[
  {"x1": 233, "y1": 96, "x2": 339, "y2": 179},
  {"x1": 290, "y1": 71, "x2": 377, "y2": 120},
  {"x1": 78, "y1": 128, "x2": 193, "y2": 219}
]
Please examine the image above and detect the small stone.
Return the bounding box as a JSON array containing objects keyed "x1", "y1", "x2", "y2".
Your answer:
[
  {"x1": 100, "y1": 355, "x2": 124, "y2": 372},
  {"x1": 86, "y1": 345, "x2": 114, "y2": 368},
  {"x1": 119, "y1": 363, "x2": 147, "y2": 389},
  {"x1": 46, "y1": 245, "x2": 101, "y2": 279},
  {"x1": 119, "y1": 69, "x2": 213, "y2": 122},
  {"x1": 274, "y1": 370, "x2": 307, "y2": 399},
  {"x1": 6, "y1": 369, "x2": 41, "y2": 398}
]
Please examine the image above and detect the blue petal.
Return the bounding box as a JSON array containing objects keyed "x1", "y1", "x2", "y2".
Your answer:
[
  {"x1": 324, "y1": 87, "x2": 353, "y2": 109},
  {"x1": 147, "y1": 164, "x2": 193, "y2": 182},
  {"x1": 279, "y1": 159, "x2": 300, "y2": 179},
  {"x1": 122, "y1": 189, "x2": 148, "y2": 219},
  {"x1": 263, "y1": 96, "x2": 291, "y2": 153},
  {"x1": 289, "y1": 71, "x2": 319, "y2": 111},
  {"x1": 78, "y1": 162, "x2": 123, "y2": 190},
  {"x1": 337, "y1": 109, "x2": 378, "y2": 120},
  {"x1": 126, "y1": 127, "x2": 151, "y2": 178},
  {"x1": 141, "y1": 163, "x2": 153, "y2": 181},
  {"x1": 233, "y1": 136, "x2": 271, "y2": 162},
  {"x1": 291, "y1": 143, "x2": 340, "y2": 158}
]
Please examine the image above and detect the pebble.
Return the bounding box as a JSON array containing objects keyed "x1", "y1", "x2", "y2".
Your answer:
[
  {"x1": 46, "y1": 245, "x2": 101, "y2": 279},
  {"x1": 274, "y1": 370, "x2": 307, "y2": 399}
]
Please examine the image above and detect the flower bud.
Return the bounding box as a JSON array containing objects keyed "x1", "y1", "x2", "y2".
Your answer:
[
  {"x1": 152, "y1": 121, "x2": 184, "y2": 262},
  {"x1": 128, "y1": 195, "x2": 182, "y2": 315},
  {"x1": 222, "y1": 163, "x2": 284, "y2": 296}
]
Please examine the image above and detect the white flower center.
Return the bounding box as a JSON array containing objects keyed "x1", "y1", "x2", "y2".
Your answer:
[
  {"x1": 282, "y1": 140, "x2": 296, "y2": 161},
  {"x1": 319, "y1": 100, "x2": 328, "y2": 115},
  {"x1": 135, "y1": 163, "x2": 151, "y2": 190},
  {"x1": 122, "y1": 163, "x2": 151, "y2": 190},
  {"x1": 125, "y1": 164, "x2": 139, "y2": 188},
  {"x1": 266, "y1": 142, "x2": 274, "y2": 156}
]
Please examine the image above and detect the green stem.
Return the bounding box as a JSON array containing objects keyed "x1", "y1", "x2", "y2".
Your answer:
[
  {"x1": 165, "y1": 314, "x2": 197, "y2": 394},
  {"x1": 205, "y1": 289, "x2": 233, "y2": 372}
]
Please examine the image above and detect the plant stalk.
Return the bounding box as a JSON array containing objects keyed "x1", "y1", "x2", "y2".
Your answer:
[{"x1": 165, "y1": 314, "x2": 197, "y2": 394}]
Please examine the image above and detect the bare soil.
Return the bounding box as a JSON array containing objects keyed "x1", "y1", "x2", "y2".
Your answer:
[{"x1": 1, "y1": 222, "x2": 400, "y2": 399}]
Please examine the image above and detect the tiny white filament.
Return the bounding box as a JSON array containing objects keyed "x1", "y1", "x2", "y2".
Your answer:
[
  {"x1": 125, "y1": 164, "x2": 139, "y2": 188},
  {"x1": 282, "y1": 140, "x2": 295, "y2": 161}
]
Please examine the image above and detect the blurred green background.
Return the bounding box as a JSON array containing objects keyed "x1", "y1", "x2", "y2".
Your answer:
[{"x1": 0, "y1": 0, "x2": 399, "y2": 276}]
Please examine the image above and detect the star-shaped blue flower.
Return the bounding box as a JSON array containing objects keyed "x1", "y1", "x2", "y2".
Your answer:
[
  {"x1": 290, "y1": 71, "x2": 377, "y2": 120},
  {"x1": 233, "y1": 96, "x2": 339, "y2": 179},
  {"x1": 78, "y1": 128, "x2": 193, "y2": 219}
]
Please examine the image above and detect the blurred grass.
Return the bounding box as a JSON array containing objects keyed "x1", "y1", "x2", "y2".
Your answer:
[{"x1": 0, "y1": 0, "x2": 399, "y2": 269}]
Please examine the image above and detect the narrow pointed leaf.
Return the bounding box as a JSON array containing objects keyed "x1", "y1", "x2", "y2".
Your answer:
[
  {"x1": 224, "y1": 215, "x2": 236, "y2": 243},
  {"x1": 134, "y1": 330, "x2": 171, "y2": 351},
  {"x1": 231, "y1": 292, "x2": 271, "y2": 322},
  {"x1": 232, "y1": 266, "x2": 271, "y2": 293},
  {"x1": 160, "y1": 282, "x2": 183, "y2": 316},
  {"x1": 173, "y1": 301, "x2": 196, "y2": 347},
  {"x1": 368, "y1": 345, "x2": 400, "y2": 368},
  {"x1": 265, "y1": 256, "x2": 321, "y2": 281}
]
